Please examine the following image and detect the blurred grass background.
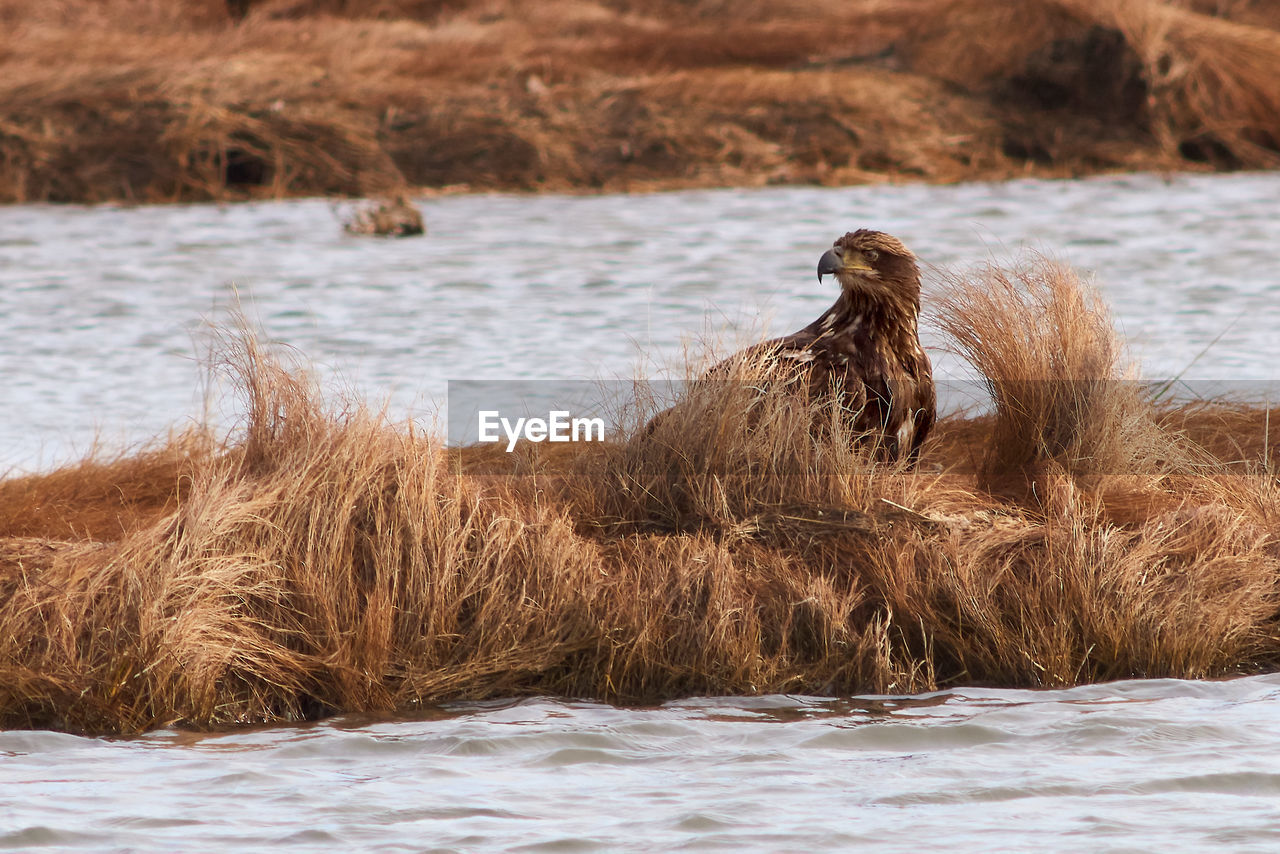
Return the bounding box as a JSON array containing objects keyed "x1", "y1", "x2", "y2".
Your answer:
[{"x1": 3, "y1": 0, "x2": 1279, "y2": 202}]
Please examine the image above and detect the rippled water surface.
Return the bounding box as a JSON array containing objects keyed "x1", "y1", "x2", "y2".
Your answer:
[
  {"x1": 4, "y1": 173, "x2": 1280, "y2": 850},
  {"x1": 3, "y1": 172, "x2": 1280, "y2": 468},
  {"x1": 5, "y1": 678, "x2": 1280, "y2": 852}
]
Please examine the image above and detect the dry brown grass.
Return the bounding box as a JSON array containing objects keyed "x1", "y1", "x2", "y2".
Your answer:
[
  {"x1": 895, "y1": 0, "x2": 1280, "y2": 168},
  {"x1": 4, "y1": 255, "x2": 1280, "y2": 733},
  {"x1": 0, "y1": 433, "x2": 211, "y2": 541},
  {"x1": 3, "y1": 0, "x2": 1280, "y2": 202},
  {"x1": 932, "y1": 256, "x2": 1174, "y2": 490}
]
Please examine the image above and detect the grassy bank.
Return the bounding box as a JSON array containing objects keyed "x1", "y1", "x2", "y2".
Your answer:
[
  {"x1": 3, "y1": 257, "x2": 1280, "y2": 733},
  {"x1": 3, "y1": 0, "x2": 1280, "y2": 203}
]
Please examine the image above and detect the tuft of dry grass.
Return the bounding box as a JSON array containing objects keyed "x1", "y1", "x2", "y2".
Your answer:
[
  {"x1": 932, "y1": 255, "x2": 1174, "y2": 490},
  {"x1": 4, "y1": 254, "x2": 1280, "y2": 733}
]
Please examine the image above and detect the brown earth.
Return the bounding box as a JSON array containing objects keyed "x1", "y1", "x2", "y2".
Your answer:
[{"x1": 3, "y1": 0, "x2": 1280, "y2": 203}]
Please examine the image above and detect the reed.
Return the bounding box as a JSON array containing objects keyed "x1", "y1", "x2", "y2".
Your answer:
[{"x1": 3, "y1": 256, "x2": 1279, "y2": 733}]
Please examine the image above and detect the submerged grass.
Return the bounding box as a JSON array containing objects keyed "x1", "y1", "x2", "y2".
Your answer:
[
  {"x1": 3, "y1": 0, "x2": 1280, "y2": 201},
  {"x1": 3, "y1": 255, "x2": 1280, "y2": 733}
]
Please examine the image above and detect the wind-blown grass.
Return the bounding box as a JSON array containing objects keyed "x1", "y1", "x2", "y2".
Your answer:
[{"x1": 3, "y1": 256, "x2": 1280, "y2": 733}]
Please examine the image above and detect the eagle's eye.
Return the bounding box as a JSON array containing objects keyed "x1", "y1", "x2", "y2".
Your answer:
[{"x1": 865, "y1": 249, "x2": 880, "y2": 262}]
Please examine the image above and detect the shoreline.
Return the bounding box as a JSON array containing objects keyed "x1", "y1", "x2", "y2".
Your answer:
[{"x1": 0, "y1": 165, "x2": 1233, "y2": 209}]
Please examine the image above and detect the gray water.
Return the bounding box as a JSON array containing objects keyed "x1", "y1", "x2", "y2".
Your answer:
[
  {"x1": 3, "y1": 172, "x2": 1280, "y2": 851},
  {"x1": 4, "y1": 679, "x2": 1280, "y2": 852},
  {"x1": 3, "y1": 172, "x2": 1280, "y2": 469}
]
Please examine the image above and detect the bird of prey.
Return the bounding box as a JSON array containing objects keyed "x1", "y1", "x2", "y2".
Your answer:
[{"x1": 707, "y1": 229, "x2": 936, "y2": 462}]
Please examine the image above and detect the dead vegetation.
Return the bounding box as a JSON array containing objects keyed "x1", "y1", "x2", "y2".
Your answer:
[
  {"x1": 2, "y1": 0, "x2": 1280, "y2": 202},
  {"x1": 896, "y1": 0, "x2": 1280, "y2": 168},
  {"x1": 3, "y1": 255, "x2": 1280, "y2": 733},
  {"x1": 343, "y1": 194, "x2": 425, "y2": 236}
]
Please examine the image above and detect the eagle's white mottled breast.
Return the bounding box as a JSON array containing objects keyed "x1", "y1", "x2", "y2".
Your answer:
[{"x1": 896, "y1": 419, "x2": 914, "y2": 450}]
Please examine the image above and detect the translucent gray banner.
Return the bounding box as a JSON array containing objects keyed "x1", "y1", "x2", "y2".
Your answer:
[{"x1": 448, "y1": 378, "x2": 1280, "y2": 473}]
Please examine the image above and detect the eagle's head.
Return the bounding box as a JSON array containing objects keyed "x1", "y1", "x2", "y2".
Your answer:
[{"x1": 817, "y1": 229, "x2": 920, "y2": 311}]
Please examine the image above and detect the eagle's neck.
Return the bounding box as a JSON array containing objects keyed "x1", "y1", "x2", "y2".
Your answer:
[{"x1": 807, "y1": 286, "x2": 921, "y2": 355}]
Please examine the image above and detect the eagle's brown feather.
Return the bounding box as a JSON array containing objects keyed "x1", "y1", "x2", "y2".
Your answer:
[{"x1": 709, "y1": 229, "x2": 936, "y2": 462}]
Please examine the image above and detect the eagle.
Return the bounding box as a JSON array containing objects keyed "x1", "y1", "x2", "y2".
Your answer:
[{"x1": 699, "y1": 229, "x2": 936, "y2": 462}]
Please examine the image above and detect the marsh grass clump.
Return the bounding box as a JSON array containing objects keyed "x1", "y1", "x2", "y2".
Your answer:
[
  {"x1": 932, "y1": 255, "x2": 1175, "y2": 491},
  {"x1": 0, "y1": 339, "x2": 611, "y2": 730},
  {"x1": 3, "y1": 256, "x2": 1280, "y2": 733}
]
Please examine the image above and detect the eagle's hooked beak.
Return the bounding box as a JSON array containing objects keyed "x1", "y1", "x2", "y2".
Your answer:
[{"x1": 817, "y1": 248, "x2": 841, "y2": 283}]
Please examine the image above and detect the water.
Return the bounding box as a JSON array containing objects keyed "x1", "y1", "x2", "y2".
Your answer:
[
  {"x1": 5, "y1": 678, "x2": 1280, "y2": 852},
  {"x1": 3, "y1": 172, "x2": 1280, "y2": 469},
  {"x1": 4, "y1": 172, "x2": 1280, "y2": 850}
]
